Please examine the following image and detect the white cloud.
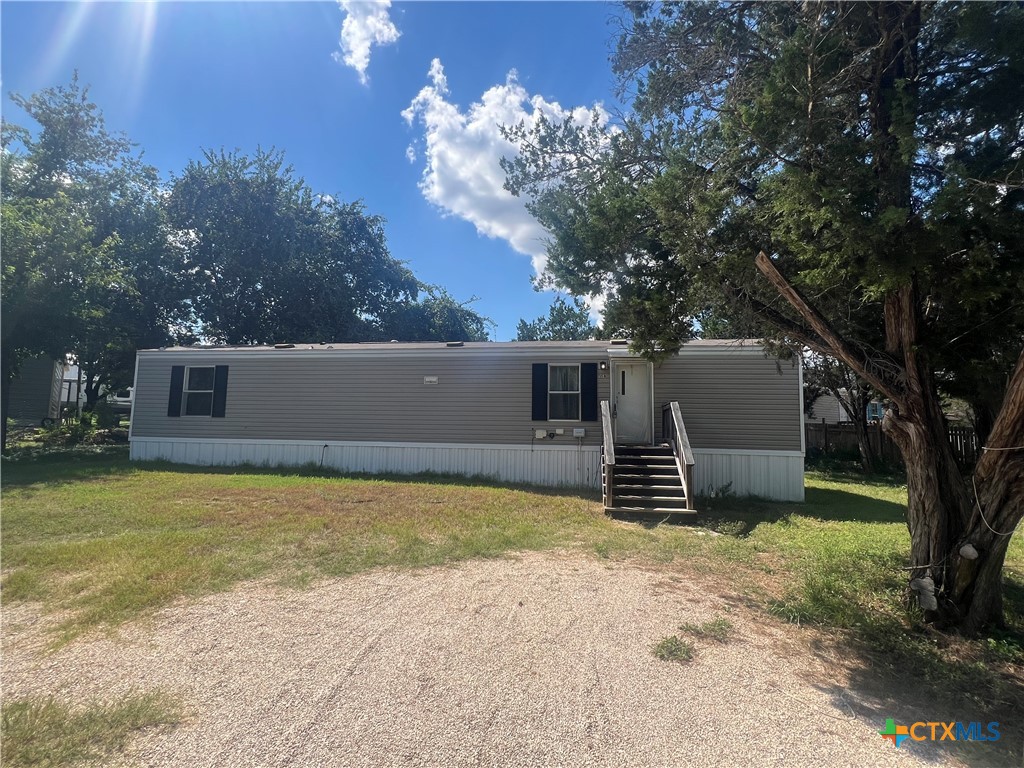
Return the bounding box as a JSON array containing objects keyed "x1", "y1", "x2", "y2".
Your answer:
[
  {"x1": 584, "y1": 293, "x2": 606, "y2": 324},
  {"x1": 333, "y1": 0, "x2": 400, "y2": 85},
  {"x1": 404, "y1": 145, "x2": 417, "y2": 164},
  {"x1": 402, "y1": 58, "x2": 608, "y2": 277}
]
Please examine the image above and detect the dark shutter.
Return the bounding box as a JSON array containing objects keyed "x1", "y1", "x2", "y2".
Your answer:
[
  {"x1": 531, "y1": 363, "x2": 548, "y2": 421},
  {"x1": 212, "y1": 365, "x2": 229, "y2": 418},
  {"x1": 580, "y1": 363, "x2": 598, "y2": 421},
  {"x1": 167, "y1": 366, "x2": 185, "y2": 417}
]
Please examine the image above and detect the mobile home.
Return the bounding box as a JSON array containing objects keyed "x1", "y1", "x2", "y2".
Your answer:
[
  {"x1": 7, "y1": 357, "x2": 64, "y2": 426},
  {"x1": 129, "y1": 339, "x2": 805, "y2": 505}
]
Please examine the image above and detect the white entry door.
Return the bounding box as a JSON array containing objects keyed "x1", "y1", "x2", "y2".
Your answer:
[{"x1": 612, "y1": 362, "x2": 652, "y2": 444}]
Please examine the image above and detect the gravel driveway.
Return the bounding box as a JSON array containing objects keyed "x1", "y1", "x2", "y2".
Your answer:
[{"x1": 3, "y1": 552, "x2": 963, "y2": 767}]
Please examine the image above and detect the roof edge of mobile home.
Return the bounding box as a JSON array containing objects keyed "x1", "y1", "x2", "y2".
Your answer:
[{"x1": 138, "y1": 338, "x2": 770, "y2": 355}]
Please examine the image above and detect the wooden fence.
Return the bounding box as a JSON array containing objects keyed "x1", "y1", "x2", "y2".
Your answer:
[{"x1": 805, "y1": 422, "x2": 979, "y2": 467}]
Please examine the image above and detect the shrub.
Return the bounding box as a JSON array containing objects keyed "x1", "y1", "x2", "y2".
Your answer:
[{"x1": 94, "y1": 401, "x2": 118, "y2": 429}]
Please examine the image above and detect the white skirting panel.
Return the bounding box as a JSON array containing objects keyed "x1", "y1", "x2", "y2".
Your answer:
[
  {"x1": 691, "y1": 449, "x2": 804, "y2": 502},
  {"x1": 130, "y1": 438, "x2": 602, "y2": 489}
]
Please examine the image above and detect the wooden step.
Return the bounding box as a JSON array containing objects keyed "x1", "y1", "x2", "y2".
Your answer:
[
  {"x1": 612, "y1": 483, "x2": 684, "y2": 492},
  {"x1": 615, "y1": 458, "x2": 677, "y2": 468},
  {"x1": 612, "y1": 482, "x2": 684, "y2": 492},
  {"x1": 605, "y1": 477, "x2": 681, "y2": 488},
  {"x1": 615, "y1": 450, "x2": 674, "y2": 457},
  {"x1": 612, "y1": 468, "x2": 677, "y2": 477},
  {"x1": 606, "y1": 507, "x2": 697, "y2": 516},
  {"x1": 613, "y1": 498, "x2": 689, "y2": 508},
  {"x1": 612, "y1": 495, "x2": 686, "y2": 504}
]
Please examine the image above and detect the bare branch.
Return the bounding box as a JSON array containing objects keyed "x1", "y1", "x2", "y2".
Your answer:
[{"x1": 754, "y1": 251, "x2": 904, "y2": 405}]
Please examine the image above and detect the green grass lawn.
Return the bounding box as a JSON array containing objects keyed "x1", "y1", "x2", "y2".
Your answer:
[{"x1": 2, "y1": 447, "x2": 1023, "y2": 764}]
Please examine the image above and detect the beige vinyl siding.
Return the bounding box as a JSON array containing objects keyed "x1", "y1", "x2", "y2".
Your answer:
[
  {"x1": 654, "y1": 351, "x2": 802, "y2": 451},
  {"x1": 8, "y1": 357, "x2": 59, "y2": 424},
  {"x1": 132, "y1": 351, "x2": 609, "y2": 446}
]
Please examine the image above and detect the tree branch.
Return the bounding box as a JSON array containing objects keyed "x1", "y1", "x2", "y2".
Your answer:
[
  {"x1": 725, "y1": 282, "x2": 831, "y2": 355},
  {"x1": 754, "y1": 251, "x2": 904, "y2": 406}
]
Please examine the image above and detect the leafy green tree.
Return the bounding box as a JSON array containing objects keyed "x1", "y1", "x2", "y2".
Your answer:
[
  {"x1": 0, "y1": 190, "x2": 109, "y2": 442},
  {"x1": 1, "y1": 77, "x2": 128, "y2": 445},
  {"x1": 381, "y1": 287, "x2": 492, "y2": 342},
  {"x1": 2, "y1": 77, "x2": 194, "y2": 429},
  {"x1": 77, "y1": 151, "x2": 194, "y2": 408},
  {"x1": 165, "y1": 149, "x2": 420, "y2": 344},
  {"x1": 505, "y1": 2, "x2": 1024, "y2": 631},
  {"x1": 515, "y1": 296, "x2": 596, "y2": 341}
]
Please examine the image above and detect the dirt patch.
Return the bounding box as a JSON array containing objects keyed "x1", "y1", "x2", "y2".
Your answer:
[{"x1": 3, "y1": 552, "x2": 966, "y2": 768}]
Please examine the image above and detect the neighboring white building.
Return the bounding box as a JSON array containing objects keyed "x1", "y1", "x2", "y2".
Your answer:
[{"x1": 808, "y1": 392, "x2": 850, "y2": 424}]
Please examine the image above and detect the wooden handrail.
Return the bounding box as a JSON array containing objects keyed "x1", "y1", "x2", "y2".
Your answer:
[
  {"x1": 670, "y1": 402, "x2": 695, "y2": 468},
  {"x1": 601, "y1": 400, "x2": 616, "y2": 466},
  {"x1": 662, "y1": 402, "x2": 696, "y2": 511},
  {"x1": 601, "y1": 400, "x2": 615, "y2": 508}
]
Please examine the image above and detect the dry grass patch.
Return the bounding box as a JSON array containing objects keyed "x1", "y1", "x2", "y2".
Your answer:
[
  {"x1": 1, "y1": 452, "x2": 612, "y2": 643},
  {"x1": 1, "y1": 692, "x2": 180, "y2": 768}
]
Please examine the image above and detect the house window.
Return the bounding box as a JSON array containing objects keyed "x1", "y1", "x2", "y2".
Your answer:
[
  {"x1": 184, "y1": 366, "x2": 215, "y2": 416},
  {"x1": 548, "y1": 364, "x2": 580, "y2": 421}
]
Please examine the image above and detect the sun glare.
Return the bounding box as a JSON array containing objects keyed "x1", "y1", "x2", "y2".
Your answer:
[
  {"x1": 125, "y1": 1, "x2": 160, "y2": 110},
  {"x1": 36, "y1": 1, "x2": 160, "y2": 115},
  {"x1": 36, "y1": 1, "x2": 94, "y2": 87}
]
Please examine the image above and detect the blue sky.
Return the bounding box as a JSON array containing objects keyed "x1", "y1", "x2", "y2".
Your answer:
[{"x1": 1, "y1": 1, "x2": 623, "y2": 340}]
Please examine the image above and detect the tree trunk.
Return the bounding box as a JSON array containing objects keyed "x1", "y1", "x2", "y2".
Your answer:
[
  {"x1": 855, "y1": 419, "x2": 875, "y2": 474},
  {"x1": 848, "y1": 387, "x2": 877, "y2": 473},
  {"x1": 759, "y1": 258, "x2": 1023, "y2": 633},
  {"x1": 84, "y1": 376, "x2": 102, "y2": 411},
  {"x1": 884, "y1": 287, "x2": 1023, "y2": 631},
  {"x1": 968, "y1": 397, "x2": 997, "y2": 448},
  {"x1": 885, "y1": 405, "x2": 973, "y2": 624},
  {"x1": 953, "y1": 349, "x2": 1024, "y2": 632},
  {"x1": 830, "y1": 385, "x2": 876, "y2": 472},
  {"x1": 1, "y1": 351, "x2": 12, "y2": 453}
]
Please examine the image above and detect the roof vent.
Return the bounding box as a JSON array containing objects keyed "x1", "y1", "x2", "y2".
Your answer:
[
  {"x1": 610, "y1": 339, "x2": 629, "y2": 345},
  {"x1": 446, "y1": 341, "x2": 464, "y2": 348},
  {"x1": 274, "y1": 343, "x2": 295, "y2": 349}
]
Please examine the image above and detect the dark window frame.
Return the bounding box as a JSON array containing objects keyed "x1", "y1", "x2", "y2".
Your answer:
[
  {"x1": 547, "y1": 363, "x2": 581, "y2": 422},
  {"x1": 183, "y1": 365, "x2": 216, "y2": 417}
]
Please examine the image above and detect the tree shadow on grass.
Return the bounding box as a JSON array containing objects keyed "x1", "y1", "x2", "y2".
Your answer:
[
  {"x1": 1, "y1": 446, "x2": 134, "y2": 490},
  {"x1": 773, "y1": 559, "x2": 1024, "y2": 767},
  {"x1": 807, "y1": 619, "x2": 1024, "y2": 768},
  {"x1": 655, "y1": 485, "x2": 908, "y2": 537},
  {"x1": 0, "y1": 446, "x2": 602, "y2": 502}
]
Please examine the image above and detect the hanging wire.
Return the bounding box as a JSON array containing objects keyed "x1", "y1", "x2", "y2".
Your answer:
[{"x1": 972, "y1": 475, "x2": 1017, "y2": 537}]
